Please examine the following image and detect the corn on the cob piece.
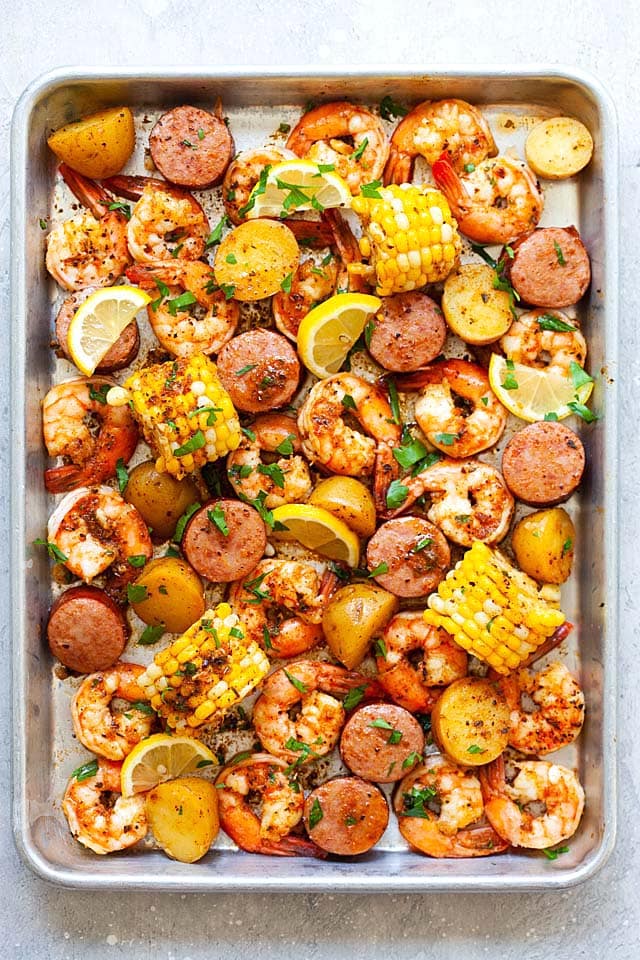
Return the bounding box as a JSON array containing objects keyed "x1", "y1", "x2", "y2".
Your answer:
[
  {"x1": 138, "y1": 603, "x2": 269, "y2": 730},
  {"x1": 123, "y1": 354, "x2": 241, "y2": 479},
  {"x1": 423, "y1": 541, "x2": 566, "y2": 675},
  {"x1": 351, "y1": 183, "x2": 461, "y2": 295}
]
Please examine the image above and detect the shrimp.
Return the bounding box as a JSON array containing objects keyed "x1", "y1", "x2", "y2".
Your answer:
[
  {"x1": 377, "y1": 612, "x2": 468, "y2": 712},
  {"x1": 228, "y1": 559, "x2": 337, "y2": 658},
  {"x1": 272, "y1": 254, "x2": 339, "y2": 340},
  {"x1": 287, "y1": 101, "x2": 389, "y2": 194},
  {"x1": 47, "y1": 485, "x2": 153, "y2": 592},
  {"x1": 62, "y1": 759, "x2": 147, "y2": 855},
  {"x1": 480, "y1": 755, "x2": 585, "y2": 849},
  {"x1": 394, "y1": 757, "x2": 509, "y2": 858},
  {"x1": 126, "y1": 260, "x2": 239, "y2": 357},
  {"x1": 398, "y1": 359, "x2": 507, "y2": 459},
  {"x1": 42, "y1": 377, "x2": 139, "y2": 494},
  {"x1": 222, "y1": 148, "x2": 289, "y2": 224},
  {"x1": 384, "y1": 98, "x2": 498, "y2": 185},
  {"x1": 252, "y1": 660, "x2": 374, "y2": 762},
  {"x1": 103, "y1": 175, "x2": 209, "y2": 262},
  {"x1": 46, "y1": 164, "x2": 131, "y2": 291},
  {"x1": 500, "y1": 309, "x2": 587, "y2": 375},
  {"x1": 71, "y1": 662, "x2": 153, "y2": 760},
  {"x1": 227, "y1": 414, "x2": 312, "y2": 508},
  {"x1": 395, "y1": 459, "x2": 515, "y2": 546},
  {"x1": 432, "y1": 152, "x2": 544, "y2": 245},
  {"x1": 215, "y1": 753, "x2": 325, "y2": 858},
  {"x1": 297, "y1": 374, "x2": 401, "y2": 510},
  {"x1": 500, "y1": 661, "x2": 585, "y2": 756}
]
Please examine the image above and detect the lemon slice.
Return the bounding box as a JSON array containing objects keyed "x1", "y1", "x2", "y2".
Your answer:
[
  {"x1": 297, "y1": 292, "x2": 381, "y2": 379},
  {"x1": 488, "y1": 354, "x2": 594, "y2": 422},
  {"x1": 270, "y1": 503, "x2": 361, "y2": 567},
  {"x1": 120, "y1": 733, "x2": 216, "y2": 797},
  {"x1": 245, "y1": 159, "x2": 351, "y2": 219},
  {"x1": 67, "y1": 285, "x2": 151, "y2": 375}
]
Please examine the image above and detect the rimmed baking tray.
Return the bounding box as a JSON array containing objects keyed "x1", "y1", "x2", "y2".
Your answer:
[{"x1": 11, "y1": 65, "x2": 618, "y2": 890}]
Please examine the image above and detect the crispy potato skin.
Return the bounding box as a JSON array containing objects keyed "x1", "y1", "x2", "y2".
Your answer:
[
  {"x1": 146, "y1": 777, "x2": 219, "y2": 863},
  {"x1": 48, "y1": 107, "x2": 135, "y2": 179},
  {"x1": 322, "y1": 583, "x2": 399, "y2": 669},
  {"x1": 525, "y1": 117, "x2": 593, "y2": 180},
  {"x1": 130, "y1": 557, "x2": 205, "y2": 633},
  {"x1": 124, "y1": 461, "x2": 200, "y2": 542},
  {"x1": 214, "y1": 221, "x2": 299, "y2": 301},
  {"x1": 442, "y1": 263, "x2": 513, "y2": 345},
  {"x1": 512, "y1": 507, "x2": 575, "y2": 584},
  {"x1": 431, "y1": 677, "x2": 510, "y2": 766}
]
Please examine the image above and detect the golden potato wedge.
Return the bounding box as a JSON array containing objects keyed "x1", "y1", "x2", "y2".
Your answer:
[
  {"x1": 442, "y1": 263, "x2": 513, "y2": 345},
  {"x1": 322, "y1": 582, "x2": 399, "y2": 669},
  {"x1": 124, "y1": 460, "x2": 200, "y2": 541},
  {"x1": 308, "y1": 477, "x2": 376, "y2": 538},
  {"x1": 47, "y1": 107, "x2": 135, "y2": 179},
  {"x1": 130, "y1": 557, "x2": 205, "y2": 633},
  {"x1": 525, "y1": 117, "x2": 593, "y2": 180},
  {"x1": 512, "y1": 507, "x2": 575, "y2": 584},
  {"x1": 214, "y1": 220, "x2": 299, "y2": 301},
  {"x1": 431, "y1": 677, "x2": 509, "y2": 766},
  {"x1": 146, "y1": 777, "x2": 219, "y2": 863}
]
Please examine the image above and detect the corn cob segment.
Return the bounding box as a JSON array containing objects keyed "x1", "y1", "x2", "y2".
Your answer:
[
  {"x1": 138, "y1": 603, "x2": 269, "y2": 730},
  {"x1": 124, "y1": 353, "x2": 241, "y2": 479},
  {"x1": 351, "y1": 183, "x2": 461, "y2": 295},
  {"x1": 424, "y1": 541, "x2": 566, "y2": 675}
]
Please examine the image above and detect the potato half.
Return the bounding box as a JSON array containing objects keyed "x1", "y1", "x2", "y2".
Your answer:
[
  {"x1": 525, "y1": 117, "x2": 593, "y2": 180},
  {"x1": 322, "y1": 583, "x2": 399, "y2": 669},
  {"x1": 512, "y1": 507, "x2": 575, "y2": 584},
  {"x1": 431, "y1": 677, "x2": 509, "y2": 766},
  {"x1": 442, "y1": 263, "x2": 513, "y2": 345},
  {"x1": 146, "y1": 777, "x2": 219, "y2": 863},
  {"x1": 47, "y1": 107, "x2": 135, "y2": 179}
]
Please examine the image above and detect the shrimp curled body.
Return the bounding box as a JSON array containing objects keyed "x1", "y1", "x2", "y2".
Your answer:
[
  {"x1": 62, "y1": 759, "x2": 147, "y2": 855},
  {"x1": 500, "y1": 661, "x2": 585, "y2": 756},
  {"x1": 71, "y1": 662, "x2": 153, "y2": 760},
  {"x1": 227, "y1": 414, "x2": 312, "y2": 508},
  {"x1": 500, "y1": 309, "x2": 587, "y2": 376}
]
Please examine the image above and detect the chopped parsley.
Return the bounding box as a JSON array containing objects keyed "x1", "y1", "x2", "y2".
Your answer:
[
  {"x1": 553, "y1": 241, "x2": 566, "y2": 265},
  {"x1": 542, "y1": 845, "x2": 570, "y2": 861},
  {"x1": 343, "y1": 685, "x2": 367, "y2": 711},
  {"x1": 379, "y1": 95, "x2": 408, "y2": 120},
  {"x1": 352, "y1": 137, "x2": 368, "y2": 161},
  {"x1": 173, "y1": 502, "x2": 201, "y2": 542},
  {"x1": 562, "y1": 537, "x2": 573, "y2": 556},
  {"x1": 467, "y1": 744, "x2": 486, "y2": 755},
  {"x1": 275, "y1": 433, "x2": 296, "y2": 456},
  {"x1": 386, "y1": 479, "x2": 409, "y2": 510},
  {"x1": 284, "y1": 670, "x2": 307, "y2": 694},
  {"x1": 434, "y1": 432, "x2": 458, "y2": 446},
  {"x1": 108, "y1": 200, "x2": 131, "y2": 219},
  {"x1": 127, "y1": 554, "x2": 147, "y2": 568},
  {"x1": 167, "y1": 291, "x2": 197, "y2": 316},
  {"x1": 401, "y1": 784, "x2": 437, "y2": 818},
  {"x1": 569, "y1": 361, "x2": 594, "y2": 390},
  {"x1": 205, "y1": 215, "x2": 229, "y2": 248},
  {"x1": 368, "y1": 561, "x2": 389, "y2": 577},
  {"x1": 138, "y1": 624, "x2": 165, "y2": 646},
  {"x1": 88, "y1": 383, "x2": 110, "y2": 404},
  {"x1": 127, "y1": 583, "x2": 149, "y2": 604},
  {"x1": 33, "y1": 539, "x2": 68, "y2": 562},
  {"x1": 174, "y1": 430, "x2": 206, "y2": 457},
  {"x1": 393, "y1": 437, "x2": 429, "y2": 470},
  {"x1": 280, "y1": 271, "x2": 293, "y2": 294},
  {"x1": 567, "y1": 400, "x2": 598, "y2": 422},
  {"x1": 115, "y1": 458, "x2": 129, "y2": 494},
  {"x1": 308, "y1": 798, "x2": 323, "y2": 829},
  {"x1": 257, "y1": 462, "x2": 285, "y2": 488},
  {"x1": 360, "y1": 179, "x2": 383, "y2": 199},
  {"x1": 72, "y1": 760, "x2": 98, "y2": 782},
  {"x1": 207, "y1": 504, "x2": 229, "y2": 536},
  {"x1": 502, "y1": 358, "x2": 519, "y2": 391},
  {"x1": 537, "y1": 313, "x2": 576, "y2": 332},
  {"x1": 341, "y1": 393, "x2": 357, "y2": 410},
  {"x1": 402, "y1": 751, "x2": 422, "y2": 769},
  {"x1": 236, "y1": 364, "x2": 257, "y2": 376},
  {"x1": 412, "y1": 537, "x2": 433, "y2": 553}
]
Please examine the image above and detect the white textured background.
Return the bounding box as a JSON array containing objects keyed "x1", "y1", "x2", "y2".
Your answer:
[{"x1": 2, "y1": 1, "x2": 638, "y2": 957}]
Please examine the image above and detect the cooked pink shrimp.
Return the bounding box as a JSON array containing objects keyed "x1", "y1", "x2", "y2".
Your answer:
[
  {"x1": 215, "y1": 753, "x2": 325, "y2": 857},
  {"x1": 384, "y1": 98, "x2": 497, "y2": 184},
  {"x1": 432, "y1": 152, "x2": 544, "y2": 244},
  {"x1": 62, "y1": 759, "x2": 147, "y2": 855},
  {"x1": 500, "y1": 309, "x2": 587, "y2": 375},
  {"x1": 42, "y1": 377, "x2": 138, "y2": 493},
  {"x1": 71, "y1": 662, "x2": 153, "y2": 760},
  {"x1": 126, "y1": 260, "x2": 239, "y2": 357},
  {"x1": 500, "y1": 661, "x2": 585, "y2": 756},
  {"x1": 272, "y1": 254, "x2": 339, "y2": 340},
  {"x1": 227, "y1": 414, "x2": 312, "y2": 508},
  {"x1": 46, "y1": 164, "x2": 131, "y2": 291},
  {"x1": 222, "y1": 148, "x2": 289, "y2": 224}
]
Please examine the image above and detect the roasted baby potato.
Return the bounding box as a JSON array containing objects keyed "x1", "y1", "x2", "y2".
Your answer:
[
  {"x1": 308, "y1": 477, "x2": 376, "y2": 538},
  {"x1": 146, "y1": 777, "x2": 219, "y2": 863},
  {"x1": 511, "y1": 507, "x2": 576, "y2": 584},
  {"x1": 442, "y1": 263, "x2": 513, "y2": 345},
  {"x1": 130, "y1": 557, "x2": 205, "y2": 633},
  {"x1": 322, "y1": 583, "x2": 399, "y2": 669},
  {"x1": 525, "y1": 117, "x2": 593, "y2": 180},
  {"x1": 214, "y1": 220, "x2": 299, "y2": 301},
  {"x1": 431, "y1": 677, "x2": 510, "y2": 766},
  {"x1": 47, "y1": 106, "x2": 135, "y2": 179},
  {"x1": 124, "y1": 460, "x2": 200, "y2": 541}
]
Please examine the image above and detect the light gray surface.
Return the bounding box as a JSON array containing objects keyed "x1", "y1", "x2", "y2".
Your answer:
[{"x1": 1, "y1": 1, "x2": 637, "y2": 957}]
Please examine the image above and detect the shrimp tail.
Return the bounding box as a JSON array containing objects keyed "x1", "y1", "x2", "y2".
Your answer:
[
  {"x1": 520, "y1": 620, "x2": 574, "y2": 669},
  {"x1": 373, "y1": 441, "x2": 401, "y2": 516},
  {"x1": 260, "y1": 835, "x2": 328, "y2": 859},
  {"x1": 280, "y1": 218, "x2": 335, "y2": 248},
  {"x1": 431, "y1": 152, "x2": 467, "y2": 212},
  {"x1": 59, "y1": 164, "x2": 110, "y2": 219},
  {"x1": 383, "y1": 147, "x2": 412, "y2": 187},
  {"x1": 44, "y1": 463, "x2": 91, "y2": 494},
  {"x1": 102, "y1": 175, "x2": 166, "y2": 200},
  {"x1": 125, "y1": 264, "x2": 157, "y2": 288}
]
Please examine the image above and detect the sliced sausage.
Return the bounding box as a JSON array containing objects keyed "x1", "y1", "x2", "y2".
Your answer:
[
  {"x1": 366, "y1": 517, "x2": 450, "y2": 597},
  {"x1": 181, "y1": 498, "x2": 267, "y2": 582},
  {"x1": 47, "y1": 586, "x2": 129, "y2": 673},
  {"x1": 505, "y1": 226, "x2": 591, "y2": 308},
  {"x1": 149, "y1": 105, "x2": 234, "y2": 189},
  {"x1": 55, "y1": 288, "x2": 140, "y2": 372},
  {"x1": 216, "y1": 329, "x2": 300, "y2": 413},
  {"x1": 303, "y1": 777, "x2": 389, "y2": 855},
  {"x1": 367, "y1": 292, "x2": 446, "y2": 372},
  {"x1": 501, "y1": 421, "x2": 585, "y2": 505},
  {"x1": 340, "y1": 703, "x2": 425, "y2": 783}
]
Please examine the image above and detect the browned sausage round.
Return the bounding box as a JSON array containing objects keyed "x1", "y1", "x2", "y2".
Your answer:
[
  {"x1": 367, "y1": 292, "x2": 446, "y2": 372},
  {"x1": 303, "y1": 777, "x2": 389, "y2": 855},
  {"x1": 216, "y1": 329, "x2": 300, "y2": 413},
  {"x1": 366, "y1": 517, "x2": 450, "y2": 597},
  {"x1": 502, "y1": 421, "x2": 585, "y2": 505},
  {"x1": 56, "y1": 288, "x2": 140, "y2": 372},
  {"x1": 506, "y1": 226, "x2": 591, "y2": 308},
  {"x1": 182, "y1": 499, "x2": 267, "y2": 582},
  {"x1": 47, "y1": 586, "x2": 129, "y2": 673},
  {"x1": 149, "y1": 105, "x2": 234, "y2": 190},
  {"x1": 340, "y1": 703, "x2": 425, "y2": 783}
]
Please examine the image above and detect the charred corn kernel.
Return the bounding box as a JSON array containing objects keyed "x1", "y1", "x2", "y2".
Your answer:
[
  {"x1": 138, "y1": 604, "x2": 269, "y2": 731},
  {"x1": 424, "y1": 541, "x2": 566, "y2": 675},
  {"x1": 124, "y1": 354, "x2": 240, "y2": 480}
]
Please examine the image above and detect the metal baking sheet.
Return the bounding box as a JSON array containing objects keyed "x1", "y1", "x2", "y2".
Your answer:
[{"x1": 10, "y1": 66, "x2": 618, "y2": 891}]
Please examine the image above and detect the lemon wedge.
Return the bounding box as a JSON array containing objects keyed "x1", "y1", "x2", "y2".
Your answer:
[
  {"x1": 67, "y1": 285, "x2": 151, "y2": 375},
  {"x1": 245, "y1": 159, "x2": 351, "y2": 219},
  {"x1": 270, "y1": 503, "x2": 361, "y2": 567},
  {"x1": 120, "y1": 733, "x2": 216, "y2": 797},
  {"x1": 488, "y1": 354, "x2": 594, "y2": 422},
  {"x1": 297, "y1": 292, "x2": 381, "y2": 379}
]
